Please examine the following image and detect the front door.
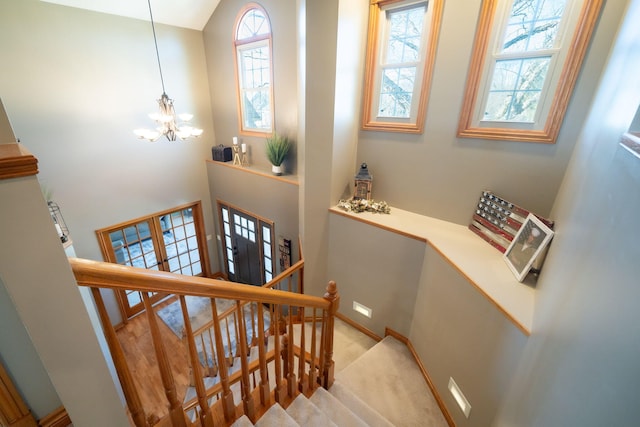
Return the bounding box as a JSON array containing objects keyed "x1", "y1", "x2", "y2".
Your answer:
[
  {"x1": 231, "y1": 209, "x2": 262, "y2": 285},
  {"x1": 218, "y1": 201, "x2": 275, "y2": 286}
]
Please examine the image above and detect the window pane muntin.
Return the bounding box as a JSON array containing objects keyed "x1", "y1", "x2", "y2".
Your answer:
[
  {"x1": 362, "y1": 0, "x2": 442, "y2": 133},
  {"x1": 457, "y1": 0, "x2": 598, "y2": 141},
  {"x1": 375, "y1": 2, "x2": 427, "y2": 121},
  {"x1": 501, "y1": 0, "x2": 568, "y2": 53},
  {"x1": 234, "y1": 5, "x2": 273, "y2": 135},
  {"x1": 483, "y1": 56, "x2": 550, "y2": 122},
  {"x1": 237, "y1": 8, "x2": 270, "y2": 40},
  {"x1": 378, "y1": 66, "x2": 417, "y2": 118},
  {"x1": 385, "y1": 4, "x2": 426, "y2": 64}
]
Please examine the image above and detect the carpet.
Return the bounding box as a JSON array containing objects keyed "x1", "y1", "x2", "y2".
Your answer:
[
  {"x1": 335, "y1": 336, "x2": 448, "y2": 427},
  {"x1": 156, "y1": 295, "x2": 270, "y2": 367}
]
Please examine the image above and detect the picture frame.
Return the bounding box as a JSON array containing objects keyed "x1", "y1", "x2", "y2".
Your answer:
[{"x1": 503, "y1": 214, "x2": 554, "y2": 282}]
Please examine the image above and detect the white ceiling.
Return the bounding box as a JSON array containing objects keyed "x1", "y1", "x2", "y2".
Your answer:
[{"x1": 41, "y1": 0, "x2": 220, "y2": 30}]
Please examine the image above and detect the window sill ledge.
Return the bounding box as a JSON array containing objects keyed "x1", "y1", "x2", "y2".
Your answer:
[
  {"x1": 329, "y1": 205, "x2": 535, "y2": 336},
  {"x1": 206, "y1": 160, "x2": 298, "y2": 186},
  {"x1": 620, "y1": 132, "x2": 640, "y2": 159}
]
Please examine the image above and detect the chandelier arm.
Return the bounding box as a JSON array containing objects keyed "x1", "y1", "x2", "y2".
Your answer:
[{"x1": 147, "y1": 0, "x2": 166, "y2": 95}]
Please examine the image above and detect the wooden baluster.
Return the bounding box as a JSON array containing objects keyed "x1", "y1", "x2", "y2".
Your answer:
[
  {"x1": 256, "y1": 303, "x2": 271, "y2": 406},
  {"x1": 232, "y1": 311, "x2": 240, "y2": 357},
  {"x1": 249, "y1": 303, "x2": 257, "y2": 346},
  {"x1": 210, "y1": 298, "x2": 235, "y2": 422},
  {"x1": 141, "y1": 292, "x2": 187, "y2": 427},
  {"x1": 322, "y1": 281, "x2": 339, "y2": 388},
  {"x1": 90, "y1": 288, "x2": 147, "y2": 427},
  {"x1": 308, "y1": 308, "x2": 318, "y2": 390},
  {"x1": 179, "y1": 296, "x2": 214, "y2": 427},
  {"x1": 273, "y1": 306, "x2": 286, "y2": 403},
  {"x1": 206, "y1": 329, "x2": 218, "y2": 377},
  {"x1": 235, "y1": 300, "x2": 255, "y2": 420},
  {"x1": 281, "y1": 334, "x2": 289, "y2": 386},
  {"x1": 318, "y1": 313, "x2": 326, "y2": 387},
  {"x1": 224, "y1": 314, "x2": 233, "y2": 365},
  {"x1": 286, "y1": 305, "x2": 297, "y2": 397},
  {"x1": 297, "y1": 306, "x2": 308, "y2": 394}
]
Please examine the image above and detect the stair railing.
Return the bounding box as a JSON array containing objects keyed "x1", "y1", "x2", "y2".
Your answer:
[{"x1": 69, "y1": 257, "x2": 339, "y2": 427}]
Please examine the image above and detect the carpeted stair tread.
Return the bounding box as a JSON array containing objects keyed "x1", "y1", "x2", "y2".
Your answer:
[
  {"x1": 310, "y1": 385, "x2": 369, "y2": 427},
  {"x1": 255, "y1": 403, "x2": 299, "y2": 427},
  {"x1": 286, "y1": 393, "x2": 337, "y2": 427},
  {"x1": 329, "y1": 380, "x2": 394, "y2": 427},
  {"x1": 335, "y1": 336, "x2": 448, "y2": 427},
  {"x1": 230, "y1": 414, "x2": 254, "y2": 427}
]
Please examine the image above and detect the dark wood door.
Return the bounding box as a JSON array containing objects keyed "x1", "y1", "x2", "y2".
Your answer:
[
  {"x1": 229, "y1": 208, "x2": 263, "y2": 286},
  {"x1": 218, "y1": 202, "x2": 275, "y2": 286}
]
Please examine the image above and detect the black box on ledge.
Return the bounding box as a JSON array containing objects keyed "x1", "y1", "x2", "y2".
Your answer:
[{"x1": 212, "y1": 145, "x2": 232, "y2": 162}]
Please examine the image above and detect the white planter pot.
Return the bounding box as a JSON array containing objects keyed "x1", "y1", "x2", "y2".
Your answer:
[{"x1": 272, "y1": 164, "x2": 283, "y2": 175}]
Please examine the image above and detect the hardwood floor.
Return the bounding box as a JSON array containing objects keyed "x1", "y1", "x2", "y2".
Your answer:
[
  {"x1": 116, "y1": 296, "x2": 190, "y2": 423},
  {"x1": 114, "y1": 298, "x2": 379, "y2": 425}
]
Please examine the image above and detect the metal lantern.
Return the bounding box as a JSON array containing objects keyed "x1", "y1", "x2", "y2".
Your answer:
[
  {"x1": 353, "y1": 162, "x2": 373, "y2": 200},
  {"x1": 48, "y1": 201, "x2": 70, "y2": 243}
]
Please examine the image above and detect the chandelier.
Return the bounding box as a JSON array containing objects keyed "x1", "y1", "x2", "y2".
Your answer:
[{"x1": 134, "y1": 0, "x2": 203, "y2": 142}]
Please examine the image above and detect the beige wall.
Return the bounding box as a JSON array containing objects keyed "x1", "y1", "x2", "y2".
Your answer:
[
  {"x1": 203, "y1": 0, "x2": 298, "y2": 174},
  {"x1": 1, "y1": 0, "x2": 637, "y2": 425},
  {"x1": 493, "y1": 0, "x2": 640, "y2": 424},
  {"x1": 328, "y1": 214, "x2": 425, "y2": 336},
  {"x1": 0, "y1": 0, "x2": 219, "y2": 324},
  {"x1": 355, "y1": 0, "x2": 622, "y2": 225},
  {"x1": 410, "y1": 246, "x2": 528, "y2": 427},
  {"x1": 0, "y1": 173, "x2": 129, "y2": 426},
  {"x1": 206, "y1": 162, "x2": 300, "y2": 274}
]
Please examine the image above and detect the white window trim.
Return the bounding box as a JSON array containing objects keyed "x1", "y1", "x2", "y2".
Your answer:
[
  {"x1": 233, "y1": 4, "x2": 274, "y2": 137},
  {"x1": 362, "y1": 0, "x2": 444, "y2": 134},
  {"x1": 457, "y1": 0, "x2": 604, "y2": 143},
  {"x1": 236, "y1": 38, "x2": 273, "y2": 134}
]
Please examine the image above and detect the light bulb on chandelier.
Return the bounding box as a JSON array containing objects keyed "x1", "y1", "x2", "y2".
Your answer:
[{"x1": 134, "y1": 0, "x2": 203, "y2": 142}]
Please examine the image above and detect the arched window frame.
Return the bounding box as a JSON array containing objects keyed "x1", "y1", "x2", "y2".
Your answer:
[
  {"x1": 457, "y1": 0, "x2": 604, "y2": 143},
  {"x1": 361, "y1": 0, "x2": 444, "y2": 134},
  {"x1": 233, "y1": 3, "x2": 274, "y2": 136}
]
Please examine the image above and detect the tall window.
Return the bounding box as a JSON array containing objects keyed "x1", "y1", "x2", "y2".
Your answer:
[
  {"x1": 234, "y1": 4, "x2": 274, "y2": 136},
  {"x1": 362, "y1": 0, "x2": 444, "y2": 133},
  {"x1": 458, "y1": 0, "x2": 603, "y2": 143}
]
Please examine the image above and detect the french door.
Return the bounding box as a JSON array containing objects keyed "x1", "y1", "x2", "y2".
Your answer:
[
  {"x1": 217, "y1": 201, "x2": 275, "y2": 286},
  {"x1": 96, "y1": 201, "x2": 211, "y2": 320}
]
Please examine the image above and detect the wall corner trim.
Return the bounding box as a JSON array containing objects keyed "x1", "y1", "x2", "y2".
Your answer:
[{"x1": 0, "y1": 143, "x2": 39, "y2": 179}]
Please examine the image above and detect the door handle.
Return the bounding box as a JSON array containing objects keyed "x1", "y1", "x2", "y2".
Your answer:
[{"x1": 233, "y1": 246, "x2": 238, "y2": 256}]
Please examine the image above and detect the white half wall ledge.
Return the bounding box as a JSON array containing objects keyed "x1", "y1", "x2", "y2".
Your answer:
[{"x1": 329, "y1": 206, "x2": 535, "y2": 335}]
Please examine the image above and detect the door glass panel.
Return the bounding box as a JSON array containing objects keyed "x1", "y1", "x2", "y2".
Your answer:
[
  {"x1": 97, "y1": 202, "x2": 209, "y2": 320},
  {"x1": 192, "y1": 262, "x2": 202, "y2": 276},
  {"x1": 107, "y1": 220, "x2": 160, "y2": 309},
  {"x1": 163, "y1": 208, "x2": 200, "y2": 276}
]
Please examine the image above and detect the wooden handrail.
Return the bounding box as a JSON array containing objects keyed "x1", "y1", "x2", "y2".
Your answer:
[
  {"x1": 70, "y1": 255, "x2": 339, "y2": 425},
  {"x1": 70, "y1": 257, "x2": 329, "y2": 310}
]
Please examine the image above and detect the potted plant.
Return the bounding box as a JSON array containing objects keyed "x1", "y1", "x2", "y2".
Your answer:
[{"x1": 265, "y1": 133, "x2": 291, "y2": 175}]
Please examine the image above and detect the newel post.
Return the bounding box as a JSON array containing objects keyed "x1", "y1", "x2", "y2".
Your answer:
[{"x1": 322, "y1": 281, "x2": 339, "y2": 388}]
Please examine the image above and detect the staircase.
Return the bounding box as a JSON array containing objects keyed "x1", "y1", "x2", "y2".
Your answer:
[
  {"x1": 227, "y1": 336, "x2": 449, "y2": 427},
  {"x1": 70, "y1": 257, "x2": 449, "y2": 427}
]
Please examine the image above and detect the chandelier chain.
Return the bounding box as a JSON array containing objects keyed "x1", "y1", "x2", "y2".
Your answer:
[{"x1": 147, "y1": 0, "x2": 166, "y2": 95}]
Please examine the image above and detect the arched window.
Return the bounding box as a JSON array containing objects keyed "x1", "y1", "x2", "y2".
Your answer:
[{"x1": 234, "y1": 4, "x2": 274, "y2": 136}]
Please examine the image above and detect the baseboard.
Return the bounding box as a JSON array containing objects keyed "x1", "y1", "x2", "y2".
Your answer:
[
  {"x1": 335, "y1": 312, "x2": 382, "y2": 342},
  {"x1": 384, "y1": 328, "x2": 456, "y2": 427},
  {"x1": 38, "y1": 406, "x2": 71, "y2": 427},
  {"x1": 210, "y1": 271, "x2": 228, "y2": 280}
]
